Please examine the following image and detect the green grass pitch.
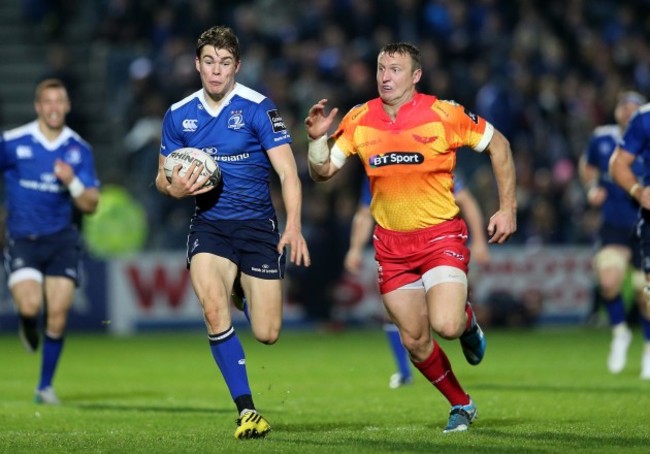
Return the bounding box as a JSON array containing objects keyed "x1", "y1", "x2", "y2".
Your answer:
[{"x1": 1, "y1": 326, "x2": 649, "y2": 453}]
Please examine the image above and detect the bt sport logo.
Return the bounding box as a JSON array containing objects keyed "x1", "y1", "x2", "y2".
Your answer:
[{"x1": 368, "y1": 152, "x2": 424, "y2": 168}]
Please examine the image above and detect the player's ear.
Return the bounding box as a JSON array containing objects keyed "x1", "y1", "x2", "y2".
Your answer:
[
  {"x1": 412, "y1": 68, "x2": 422, "y2": 85},
  {"x1": 195, "y1": 56, "x2": 200, "y2": 73}
]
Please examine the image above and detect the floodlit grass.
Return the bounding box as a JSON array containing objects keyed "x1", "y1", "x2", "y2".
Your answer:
[{"x1": 1, "y1": 326, "x2": 649, "y2": 453}]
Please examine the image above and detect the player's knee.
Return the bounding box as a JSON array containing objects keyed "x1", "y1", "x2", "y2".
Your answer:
[
  {"x1": 400, "y1": 333, "x2": 431, "y2": 359},
  {"x1": 594, "y1": 249, "x2": 628, "y2": 274},
  {"x1": 434, "y1": 320, "x2": 463, "y2": 340},
  {"x1": 254, "y1": 328, "x2": 280, "y2": 345},
  {"x1": 594, "y1": 249, "x2": 628, "y2": 297}
]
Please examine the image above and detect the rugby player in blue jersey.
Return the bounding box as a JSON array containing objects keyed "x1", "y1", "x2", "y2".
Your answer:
[
  {"x1": 0, "y1": 78, "x2": 100, "y2": 404},
  {"x1": 344, "y1": 175, "x2": 490, "y2": 389},
  {"x1": 155, "y1": 26, "x2": 310, "y2": 439},
  {"x1": 580, "y1": 91, "x2": 649, "y2": 376},
  {"x1": 609, "y1": 93, "x2": 650, "y2": 380}
]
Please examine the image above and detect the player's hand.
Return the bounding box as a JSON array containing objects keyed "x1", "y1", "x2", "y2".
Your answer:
[
  {"x1": 278, "y1": 225, "x2": 311, "y2": 267},
  {"x1": 487, "y1": 209, "x2": 516, "y2": 244},
  {"x1": 344, "y1": 248, "x2": 363, "y2": 275},
  {"x1": 586, "y1": 186, "x2": 607, "y2": 207},
  {"x1": 168, "y1": 161, "x2": 212, "y2": 198},
  {"x1": 53, "y1": 159, "x2": 74, "y2": 185},
  {"x1": 304, "y1": 99, "x2": 339, "y2": 140}
]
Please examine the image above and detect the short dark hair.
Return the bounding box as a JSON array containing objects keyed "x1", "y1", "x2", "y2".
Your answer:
[
  {"x1": 34, "y1": 78, "x2": 68, "y2": 101},
  {"x1": 379, "y1": 42, "x2": 421, "y2": 72},
  {"x1": 196, "y1": 26, "x2": 241, "y2": 62}
]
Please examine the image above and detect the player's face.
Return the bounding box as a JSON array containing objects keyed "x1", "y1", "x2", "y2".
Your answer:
[
  {"x1": 614, "y1": 100, "x2": 641, "y2": 129},
  {"x1": 196, "y1": 46, "x2": 240, "y2": 103},
  {"x1": 34, "y1": 87, "x2": 70, "y2": 131},
  {"x1": 376, "y1": 52, "x2": 422, "y2": 106}
]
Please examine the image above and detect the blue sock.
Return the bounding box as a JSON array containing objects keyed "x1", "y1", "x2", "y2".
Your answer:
[
  {"x1": 603, "y1": 295, "x2": 626, "y2": 326},
  {"x1": 640, "y1": 313, "x2": 650, "y2": 341},
  {"x1": 38, "y1": 334, "x2": 64, "y2": 390},
  {"x1": 384, "y1": 323, "x2": 411, "y2": 379},
  {"x1": 208, "y1": 327, "x2": 252, "y2": 401}
]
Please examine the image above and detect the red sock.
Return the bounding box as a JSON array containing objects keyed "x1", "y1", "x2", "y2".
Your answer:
[
  {"x1": 412, "y1": 341, "x2": 470, "y2": 406},
  {"x1": 464, "y1": 302, "x2": 475, "y2": 332}
]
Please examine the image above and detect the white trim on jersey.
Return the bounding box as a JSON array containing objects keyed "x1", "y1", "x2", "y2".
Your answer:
[
  {"x1": 2, "y1": 121, "x2": 88, "y2": 151},
  {"x1": 171, "y1": 84, "x2": 268, "y2": 118},
  {"x1": 474, "y1": 122, "x2": 494, "y2": 153},
  {"x1": 330, "y1": 143, "x2": 348, "y2": 169}
]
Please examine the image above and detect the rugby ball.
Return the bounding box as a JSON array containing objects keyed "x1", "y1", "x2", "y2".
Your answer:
[{"x1": 163, "y1": 147, "x2": 220, "y2": 188}]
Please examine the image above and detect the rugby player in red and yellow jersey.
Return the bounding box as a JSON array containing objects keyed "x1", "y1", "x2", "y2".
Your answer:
[{"x1": 304, "y1": 42, "x2": 516, "y2": 433}]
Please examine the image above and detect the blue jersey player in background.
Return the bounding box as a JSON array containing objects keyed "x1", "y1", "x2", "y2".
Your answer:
[
  {"x1": 155, "y1": 26, "x2": 310, "y2": 439},
  {"x1": 610, "y1": 95, "x2": 650, "y2": 380},
  {"x1": 344, "y1": 174, "x2": 490, "y2": 389},
  {"x1": 580, "y1": 91, "x2": 650, "y2": 378},
  {"x1": 0, "y1": 78, "x2": 100, "y2": 404}
]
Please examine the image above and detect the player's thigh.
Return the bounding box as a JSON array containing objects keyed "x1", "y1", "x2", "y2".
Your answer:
[
  {"x1": 426, "y1": 281, "x2": 468, "y2": 339},
  {"x1": 9, "y1": 277, "x2": 43, "y2": 314},
  {"x1": 243, "y1": 274, "x2": 283, "y2": 343},
  {"x1": 190, "y1": 253, "x2": 238, "y2": 322},
  {"x1": 382, "y1": 288, "x2": 430, "y2": 344},
  {"x1": 593, "y1": 245, "x2": 631, "y2": 294}
]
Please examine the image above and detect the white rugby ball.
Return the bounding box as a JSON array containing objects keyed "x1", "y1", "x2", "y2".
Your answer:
[{"x1": 163, "y1": 147, "x2": 220, "y2": 188}]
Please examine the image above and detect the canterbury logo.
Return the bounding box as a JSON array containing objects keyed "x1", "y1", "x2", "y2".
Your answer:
[{"x1": 182, "y1": 119, "x2": 198, "y2": 132}]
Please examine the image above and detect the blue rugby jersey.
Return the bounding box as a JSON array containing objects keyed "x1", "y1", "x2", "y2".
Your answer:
[
  {"x1": 0, "y1": 121, "x2": 99, "y2": 238},
  {"x1": 160, "y1": 83, "x2": 292, "y2": 221},
  {"x1": 620, "y1": 104, "x2": 650, "y2": 188},
  {"x1": 585, "y1": 123, "x2": 641, "y2": 228}
]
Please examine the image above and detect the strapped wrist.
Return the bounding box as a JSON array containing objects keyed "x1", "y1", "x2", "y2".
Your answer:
[
  {"x1": 308, "y1": 134, "x2": 330, "y2": 165},
  {"x1": 629, "y1": 182, "x2": 642, "y2": 198},
  {"x1": 68, "y1": 177, "x2": 85, "y2": 198}
]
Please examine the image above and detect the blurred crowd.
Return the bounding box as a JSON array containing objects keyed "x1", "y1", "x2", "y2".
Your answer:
[{"x1": 18, "y1": 0, "x2": 650, "y2": 321}]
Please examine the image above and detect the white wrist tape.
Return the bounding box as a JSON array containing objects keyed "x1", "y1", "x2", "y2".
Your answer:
[
  {"x1": 68, "y1": 177, "x2": 85, "y2": 198},
  {"x1": 308, "y1": 134, "x2": 330, "y2": 165}
]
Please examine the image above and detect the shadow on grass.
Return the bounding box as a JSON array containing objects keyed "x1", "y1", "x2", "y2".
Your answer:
[
  {"x1": 270, "y1": 428, "x2": 534, "y2": 453},
  {"x1": 473, "y1": 382, "x2": 640, "y2": 394},
  {"x1": 475, "y1": 428, "x2": 649, "y2": 450},
  {"x1": 70, "y1": 399, "x2": 228, "y2": 415}
]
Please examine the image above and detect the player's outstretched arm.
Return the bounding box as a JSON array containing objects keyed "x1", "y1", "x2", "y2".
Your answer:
[
  {"x1": 304, "y1": 99, "x2": 341, "y2": 181},
  {"x1": 484, "y1": 129, "x2": 517, "y2": 244}
]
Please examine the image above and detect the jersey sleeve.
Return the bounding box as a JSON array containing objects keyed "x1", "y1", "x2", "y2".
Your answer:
[
  {"x1": 619, "y1": 110, "x2": 650, "y2": 157},
  {"x1": 331, "y1": 104, "x2": 369, "y2": 160},
  {"x1": 252, "y1": 98, "x2": 292, "y2": 151},
  {"x1": 160, "y1": 107, "x2": 184, "y2": 157},
  {"x1": 75, "y1": 144, "x2": 100, "y2": 189},
  {"x1": 434, "y1": 101, "x2": 494, "y2": 152}
]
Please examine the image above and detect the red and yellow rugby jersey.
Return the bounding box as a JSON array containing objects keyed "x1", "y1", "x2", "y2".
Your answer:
[{"x1": 330, "y1": 93, "x2": 494, "y2": 231}]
